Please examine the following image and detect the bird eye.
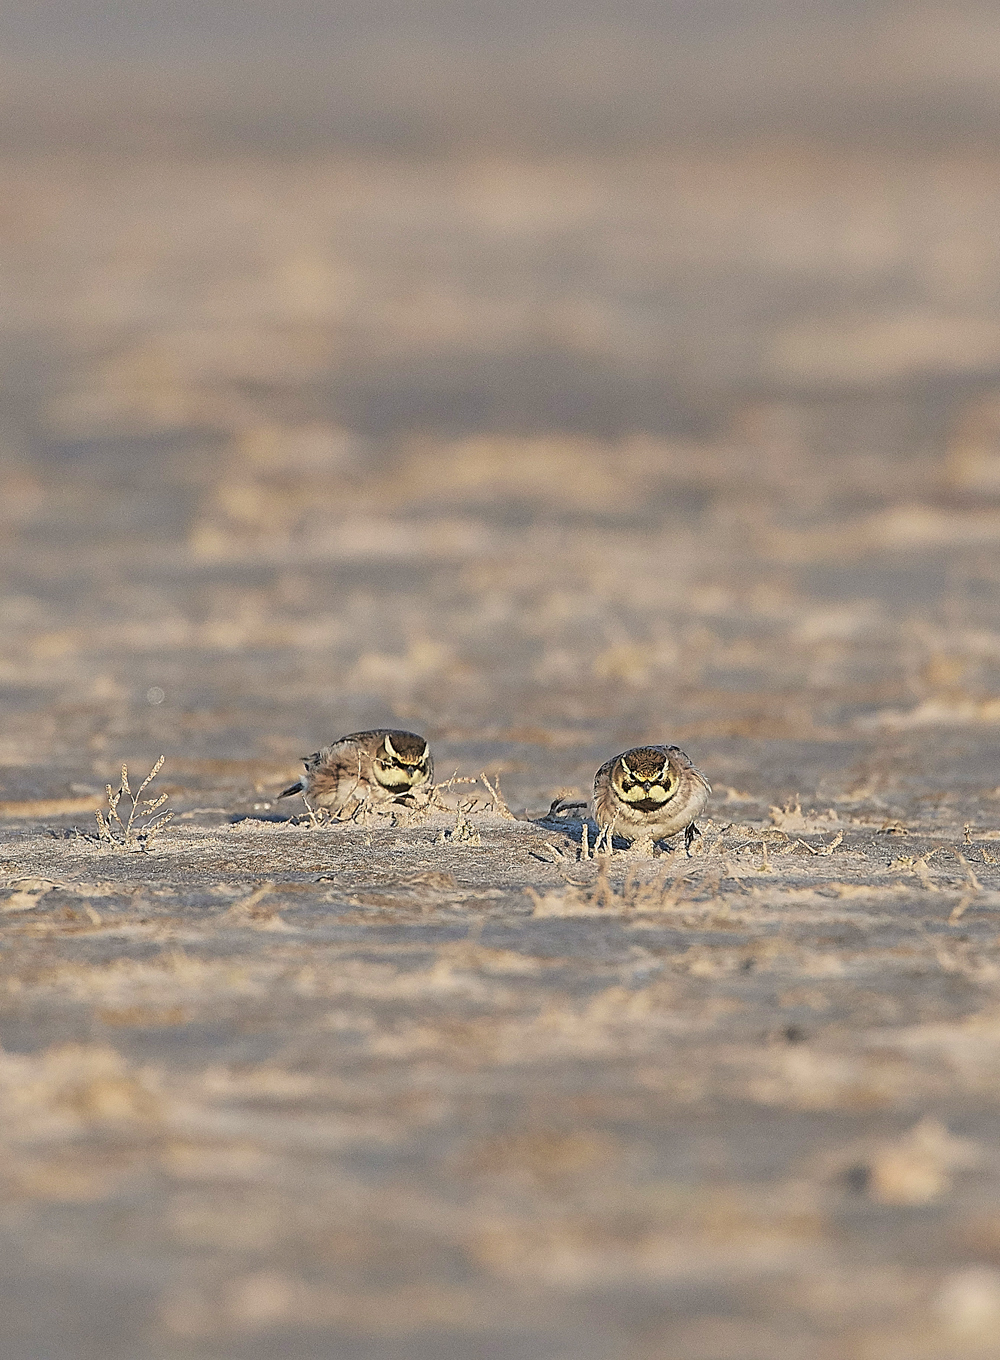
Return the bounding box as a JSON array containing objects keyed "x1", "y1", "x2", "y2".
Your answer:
[{"x1": 621, "y1": 778, "x2": 635, "y2": 792}]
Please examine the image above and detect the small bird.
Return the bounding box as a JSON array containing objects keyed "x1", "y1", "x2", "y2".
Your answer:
[
  {"x1": 593, "y1": 744, "x2": 710, "y2": 853},
  {"x1": 279, "y1": 729, "x2": 434, "y2": 819}
]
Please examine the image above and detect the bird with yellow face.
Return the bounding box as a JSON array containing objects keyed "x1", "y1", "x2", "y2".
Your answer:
[
  {"x1": 279, "y1": 729, "x2": 433, "y2": 819},
  {"x1": 593, "y1": 744, "x2": 710, "y2": 853}
]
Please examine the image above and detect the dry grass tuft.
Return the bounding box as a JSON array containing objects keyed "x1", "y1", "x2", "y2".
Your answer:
[
  {"x1": 527, "y1": 860, "x2": 693, "y2": 917},
  {"x1": 437, "y1": 809, "x2": 482, "y2": 845},
  {"x1": 96, "y1": 757, "x2": 173, "y2": 851}
]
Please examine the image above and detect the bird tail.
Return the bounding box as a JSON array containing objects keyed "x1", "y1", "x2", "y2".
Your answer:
[{"x1": 278, "y1": 781, "x2": 304, "y2": 799}]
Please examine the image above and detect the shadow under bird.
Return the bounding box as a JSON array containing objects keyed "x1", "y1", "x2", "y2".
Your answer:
[
  {"x1": 593, "y1": 744, "x2": 710, "y2": 853},
  {"x1": 279, "y1": 729, "x2": 434, "y2": 818}
]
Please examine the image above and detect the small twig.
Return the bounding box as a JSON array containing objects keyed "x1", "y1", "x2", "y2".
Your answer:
[
  {"x1": 796, "y1": 830, "x2": 844, "y2": 856},
  {"x1": 949, "y1": 852, "x2": 985, "y2": 923},
  {"x1": 594, "y1": 815, "x2": 617, "y2": 857},
  {"x1": 428, "y1": 772, "x2": 478, "y2": 812},
  {"x1": 480, "y1": 771, "x2": 515, "y2": 819}
]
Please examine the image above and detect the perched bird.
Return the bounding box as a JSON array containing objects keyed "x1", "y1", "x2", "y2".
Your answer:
[
  {"x1": 593, "y1": 744, "x2": 710, "y2": 853},
  {"x1": 279, "y1": 729, "x2": 433, "y2": 819}
]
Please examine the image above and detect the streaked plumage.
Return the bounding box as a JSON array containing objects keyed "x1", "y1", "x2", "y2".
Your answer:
[
  {"x1": 279, "y1": 729, "x2": 433, "y2": 819},
  {"x1": 593, "y1": 744, "x2": 710, "y2": 852}
]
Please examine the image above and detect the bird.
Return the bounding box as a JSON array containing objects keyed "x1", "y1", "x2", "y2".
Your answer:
[
  {"x1": 279, "y1": 729, "x2": 434, "y2": 819},
  {"x1": 593, "y1": 744, "x2": 710, "y2": 854}
]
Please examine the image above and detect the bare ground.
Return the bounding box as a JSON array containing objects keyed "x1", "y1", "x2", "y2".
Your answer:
[{"x1": 4, "y1": 137, "x2": 1000, "y2": 1358}]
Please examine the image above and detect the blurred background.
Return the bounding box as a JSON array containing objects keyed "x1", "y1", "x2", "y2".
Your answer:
[{"x1": 3, "y1": 0, "x2": 1000, "y2": 806}]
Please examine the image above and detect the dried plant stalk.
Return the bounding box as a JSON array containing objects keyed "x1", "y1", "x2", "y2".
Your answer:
[
  {"x1": 95, "y1": 756, "x2": 174, "y2": 851},
  {"x1": 479, "y1": 771, "x2": 515, "y2": 819}
]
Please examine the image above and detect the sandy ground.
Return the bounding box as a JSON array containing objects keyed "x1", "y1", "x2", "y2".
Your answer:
[{"x1": 5, "y1": 133, "x2": 1000, "y2": 1358}]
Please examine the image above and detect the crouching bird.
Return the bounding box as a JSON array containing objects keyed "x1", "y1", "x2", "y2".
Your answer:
[
  {"x1": 593, "y1": 744, "x2": 709, "y2": 854},
  {"x1": 279, "y1": 729, "x2": 433, "y2": 819}
]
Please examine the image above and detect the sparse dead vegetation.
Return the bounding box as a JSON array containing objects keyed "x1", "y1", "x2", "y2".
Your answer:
[
  {"x1": 95, "y1": 758, "x2": 174, "y2": 852},
  {"x1": 527, "y1": 860, "x2": 696, "y2": 916},
  {"x1": 287, "y1": 771, "x2": 511, "y2": 834}
]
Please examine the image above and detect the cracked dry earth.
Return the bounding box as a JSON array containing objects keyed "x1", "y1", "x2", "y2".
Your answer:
[{"x1": 6, "y1": 144, "x2": 1000, "y2": 1360}]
